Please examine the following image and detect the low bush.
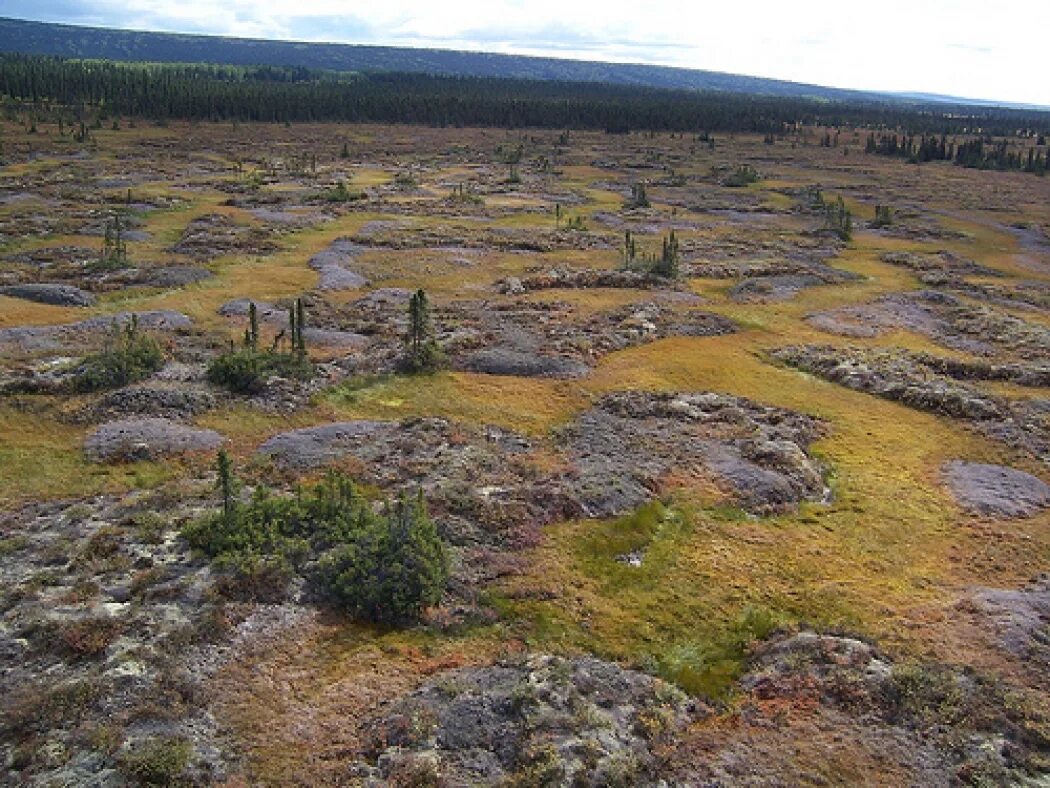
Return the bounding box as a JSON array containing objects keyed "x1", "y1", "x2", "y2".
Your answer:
[
  {"x1": 55, "y1": 615, "x2": 125, "y2": 659},
  {"x1": 183, "y1": 461, "x2": 449, "y2": 624},
  {"x1": 206, "y1": 347, "x2": 313, "y2": 393},
  {"x1": 119, "y1": 737, "x2": 191, "y2": 787},
  {"x1": 723, "y1": 164, "x2": 759, "y2": 187},
  {"x1": 208, "y1": 298, "x2": 314, "y2": 393},
  {"x1": 73, "y1": 316, "x2": 163, "y2": 392}
]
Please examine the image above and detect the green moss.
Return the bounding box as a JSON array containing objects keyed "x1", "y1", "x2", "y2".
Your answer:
[
  {"x1": 655, "y1": 606, "x2": 782, "y2": 699},
  {"x1": 575, "y1": 501, "x2": 692, "y2": 592},
  {"x1": 119, "y1": 737, "x2": 191, "y2": 787}
]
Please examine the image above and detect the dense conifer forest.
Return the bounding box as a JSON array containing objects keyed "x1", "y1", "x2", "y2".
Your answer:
[{"x1": 1, "y1": 53, "x2": 1049, "y2": 143}]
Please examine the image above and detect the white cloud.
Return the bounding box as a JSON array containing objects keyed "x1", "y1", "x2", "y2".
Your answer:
[{"x1": 21, "y1": 0, "x2": 1048, "y2": 105}]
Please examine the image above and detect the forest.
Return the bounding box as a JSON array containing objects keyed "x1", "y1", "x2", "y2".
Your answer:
[{"x1": 1, "y1": 53, "x2": 1049, "y2": 139}]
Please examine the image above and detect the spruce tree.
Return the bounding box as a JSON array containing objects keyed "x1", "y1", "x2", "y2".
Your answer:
[
  {"x1": 402, "y1": 289, "x2": 442, "y2": 373},
  {"x1": 247, "y1": 302, "x2": 259, "y2": 351},
  {"x1": 295, "y1": 298, "x2": 306, "y2": 355},
  {"x1": 216, "y1": 448, "x2": 237, "y2": 524}
]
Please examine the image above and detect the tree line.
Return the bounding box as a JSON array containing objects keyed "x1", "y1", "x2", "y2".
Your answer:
[
  {"x1": 2, "y1": 53, "x2": 1049, "y2": 137},
  {"x1": 864, "y1": 132, "x2": 1047, "y2": 176}
]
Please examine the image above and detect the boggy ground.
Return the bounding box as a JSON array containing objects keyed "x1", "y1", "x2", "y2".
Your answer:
[{"x1": 0, "y1": 120, "x2": 1048, "y2": 785}]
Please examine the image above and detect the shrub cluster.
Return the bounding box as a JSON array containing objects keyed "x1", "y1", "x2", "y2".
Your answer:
[
  {"x1": 73, "y1": 315, "x2": 163, "y2": 392},
  {"x1": 182, "y1": 458, "x2": 449, "y2": 624},
  {"x1": 207, "y1": 299, "x2": 313, "y2": 393},
  {"x1": 206, "y1": 348, "x2": 312, "y2": 394}
]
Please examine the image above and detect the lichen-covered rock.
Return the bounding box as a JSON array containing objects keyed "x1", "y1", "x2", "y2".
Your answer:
[
  {"x1": 355, "y1": 654, "x2": 700, "y2": 786},
  {"x1": 806, "y1": 291, "x2": 1050, "y2": 359},
  {"x1": 0, "y1": 310, "x2": 191, "y2": 354},
  {"x1": 82, "y1": 385, "x2": 217, "y2": 423},
  {"x1": 256, "y1": 421, "x2": 392, "y2": 470},
  {"x1": 169, "y1": 213, "x2": 278, "y2": 259},
  {"x1": 942, "y1": 461, "x2": 1050, "y2": 518},
  {"x1": 667, "y1": 630, "x2": 1047, "y2": 786},
  {"x1": 461, "y1": 347, "x2": 591, "y2": 379},
  {"x1": 498, "y1": 267, "x2": 674, "y2": 293},
  {"x1": 773, "y1": 345, "x2": 1050, "y2": 464},
  {"x1": 971, "y1": 576, "x2": 1050, "y2": 664},
  {"x1": 85, "y1": 418, "x2": 223, "y2": 462},
  {"x1": 0, "y1": 283, "x2": 96, "y2": 306},
  {"x1": 561, "y1": 391, "x2": 827, "y2": 515},
  {"x1": 309, "y1": 239, "x2": 369, "y2": 290}
]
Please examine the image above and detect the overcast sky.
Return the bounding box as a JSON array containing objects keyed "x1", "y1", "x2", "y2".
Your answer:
[{"x1": 6, "y1": 1, "x2": 1046, "y2": 106}]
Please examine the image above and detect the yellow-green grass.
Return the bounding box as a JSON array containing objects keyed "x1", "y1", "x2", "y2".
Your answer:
[
  {"x1": 489, "y1": 331, "x2": 1049, "y2": 692},
  {"x1": 324, "y1": 371, "x2": 589, "y2": 438},
  {"x1": 0, "y1": 295, "x2": 81, "y2": 329},
  {"x1": 0, "y1": 403, "x2": 174, "y2": 506}
]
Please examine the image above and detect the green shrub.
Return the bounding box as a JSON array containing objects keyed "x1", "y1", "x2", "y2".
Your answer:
[
  {"x1": 320, "y1": 492, "x2": 449, "y2": 624},
  {"x1": 208, "y1": 299, "x2": 313, "y2": 392},
  {"x1": 183, "y1": 462, "x2": 449, "y2": 624},
  {"x1": 73, "y1": 316, "x2": 163, "y2": 392},
  {"x1": 823, "y1": 195, "x2": 853, "y2": 240},
  {"x1": 206, "y1": 347, "x2": 312, "y2": 393},
  {"x1": 723, "y1": 164, "x2": 759, "y2": 187},
  {"x1": 119, "y1": 737, "x2": 191, "y2": 787},
  {"x1": 321, "y1": 180, "x2": 365, "y2": 202}
]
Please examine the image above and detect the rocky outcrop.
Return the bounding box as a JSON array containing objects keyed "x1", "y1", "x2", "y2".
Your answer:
[
  {"x1": 0, "y1": 283, "x2": 96, "y2": 306},
  {"x1": 85, "y1": 418, "x2": 223, "y2": 462},
  {"x1": 806, "y1": 291, "x2": 1050, "y2": 359},
  {"x1": 561, "y1": 391, "x2": 827, "y2": 516},
  {"x1": 0, "y1": 311, "x2": 191, "y2": 354},
  {"x1": 354, "y1": 654, "x2": 699, "y2": 786},
  {"x1": 942, "y1": 461, "x2": 1050, "y2": 518},
  {"x1": 773, "y1": 345, "x2": 1050, "y2": 463},
  {"x1": 308, "y1": 239, "x2": 369, "y2": 290}
]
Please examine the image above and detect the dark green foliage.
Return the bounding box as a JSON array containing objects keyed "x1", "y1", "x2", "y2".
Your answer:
[
  {"x1": 182, "y1": 461, "x2": 449, "y2": 624},
  {"x1": 723, "y1": 164, "x2": 759, "y2": 187},
  {"x1": 73, "y1": 315, "x2": 163, "y2": 392},
  {"x1": 207, "y1": 300, "x2": 312, "y2": 392},
  {"x1": 652, "y1": 229, "x2": 681, "y2": 278},
  {"x1": 206, "y1": 347, "x2": 312, "y2": 393},
  {"x1": 625, "y1": 230, "x2": 680, "y2": 278},
  {"x1": 623, "y1": 229, "x2": 637, "y2": 269},
  {"x1": 95, "y1": 212, "x2": 129, "y2": 270},
  {"x1": 400, "y1": 289, "x2": 444, "y2": 374},
  {"x1": 448, "y1": 183, "x2": 482, "y2": 204},
  {"x1": 216, "y1": 448, "x2": 236, "y2": 522},
  {"x1": 871, "y1": 204, "x2": 893, "y2": 228},
  {"x1": 624, "y1": 182, "x2": 650, "y2": 209},
  {"x1": 294, "y1": 297, "x2": 306, "y2": 356},
  {"x1": 823, "y1": 196, "x2": 853, "y2": 240},
  {"x1": 865, "y1": 131, "x2": 1047, "y2": 177},
  {"x1": 4, "y1": 51, "x2": 1047, "y2": 138},
  {"x1": 320, "y1": 491, "x2": 449, "y2": 624},
  {"x1": 321, "y1": 180, "x2": 364, "y2": 202}
]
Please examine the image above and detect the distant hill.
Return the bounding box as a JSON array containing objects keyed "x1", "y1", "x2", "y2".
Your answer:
[
  {"x1": 0, "y1": 16, "x2": 892, "y2": 104},
  {"x1": 888, "y1": 92, "x2": 1049, "y2": 112}
]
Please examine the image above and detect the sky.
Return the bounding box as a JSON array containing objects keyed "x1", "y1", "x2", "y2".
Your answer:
[{"x1": 5, "y1": 1, "x2": 1046, "y2": 106}]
